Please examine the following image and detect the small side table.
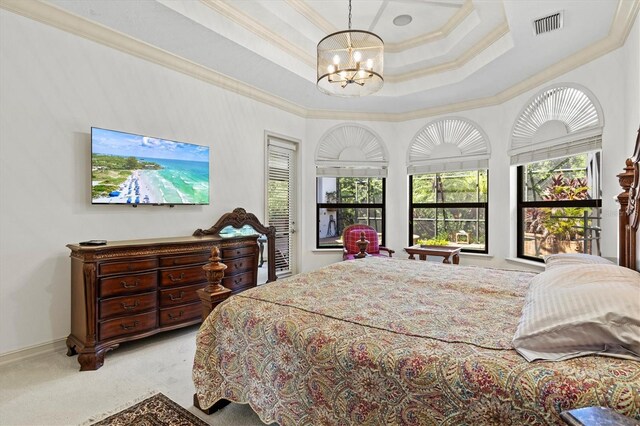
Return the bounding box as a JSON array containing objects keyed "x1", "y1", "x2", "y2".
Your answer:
[{"x1": 405, "y1": 245, "x2": 461, "y2": 264}]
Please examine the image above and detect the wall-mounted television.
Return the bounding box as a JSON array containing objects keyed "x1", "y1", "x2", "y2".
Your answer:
[{"x1": 91, "y1": 127, "x2": 209, "y2": 205}]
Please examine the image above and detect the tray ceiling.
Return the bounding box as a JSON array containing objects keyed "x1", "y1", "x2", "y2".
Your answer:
[{"x1": 6, "y1": 0, "x2": 638, "y2": 119}]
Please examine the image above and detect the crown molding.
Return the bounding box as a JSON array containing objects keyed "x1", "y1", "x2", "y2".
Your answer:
[
  {"x1": 200, "y1": 0, "x2": 315, "y2": 68},
  {"x1": 285, "y1": 0, "x2": 336, "y2": 35},
  {"x1": 386, "y1": 0, "x2": 474, "y2": 53},
  {"x1": 210, "y1": 0, "x2": 476, "y2": 76},
  {"x1": 1, "y1": 0, "x2": 637, "y2": 123},
  {"x1": 0, "y1": 0, "x2": 309, "y2": 118},
  {"x1": 386, "y1": 20, "x2": 510, "y2": 83}
]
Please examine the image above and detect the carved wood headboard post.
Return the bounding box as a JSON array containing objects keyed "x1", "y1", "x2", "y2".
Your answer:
[{"x1": 616, "y1": 127, "x2": 640, "y2": 270}]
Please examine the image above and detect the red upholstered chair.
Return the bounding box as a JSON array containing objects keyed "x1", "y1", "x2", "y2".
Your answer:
[{"x1": 342, "y1": 224, "x2": 394, "y2": 260}]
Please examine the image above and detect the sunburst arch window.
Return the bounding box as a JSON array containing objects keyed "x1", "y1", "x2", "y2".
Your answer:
[
  {"x1": 509, "y1": 84, "x2": 604, "y2": 165},
  {"x1": 315, "y1": 123, "x2": 389, "y2": 177},
  {"x1": 407, "y1": 117, "x2": 491, "y2": 174}
]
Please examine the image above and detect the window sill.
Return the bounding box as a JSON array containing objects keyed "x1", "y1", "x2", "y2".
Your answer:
[
  {"x1": 459, "y1": 252, "x2": 493, "y2": 259},
  {"x1": 311, "y1": 248, "x2": 344, "y2": 253},
  {"x1": 505, "y1": 257, "x2": 545, "y2": 270}
]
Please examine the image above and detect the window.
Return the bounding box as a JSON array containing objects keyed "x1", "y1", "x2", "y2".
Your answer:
[
  {"x1": 517, "y1": 152, "x2": 602, "y2": 261},
  {"x1": 409, "y1": 170, "x2": 488, "y2": 253},
  {"x1": 316, "y1": 177, "x2": 385, "y2": 248}
]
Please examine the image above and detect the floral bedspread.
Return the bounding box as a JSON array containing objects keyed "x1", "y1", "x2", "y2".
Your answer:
[{"x1": 193, "y1": 257, "x2": 640, "y2": 425}]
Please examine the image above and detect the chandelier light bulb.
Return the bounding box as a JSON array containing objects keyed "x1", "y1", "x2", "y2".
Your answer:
[
  {"x1": 353, "y1": 51, "x2": 362, "y2": 62},
  {"x1": 327, "y1": 64, "x2": 336, "y2": 73},
  {"x1": 333, "y1": 55, "x2": 340, "y2": 65},
  {"x1": 366, "y1": 59, "x2": 373, "y2": 70},
  {"x1": 339, "y1": 70, "x2": 347, "y2": 78}
]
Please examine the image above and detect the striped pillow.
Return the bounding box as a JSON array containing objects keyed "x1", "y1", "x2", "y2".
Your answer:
[
  {"x1": 513, "y1": 264, "x2": 640, "y2": 362},
  {"x1": 544, "y1": 253, "x2": 614, "y2": 271}
]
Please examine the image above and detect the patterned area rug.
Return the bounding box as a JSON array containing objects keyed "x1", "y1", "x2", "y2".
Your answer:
[{"x1": 89, "y1": 393, "x2": 208, "y2": 425}]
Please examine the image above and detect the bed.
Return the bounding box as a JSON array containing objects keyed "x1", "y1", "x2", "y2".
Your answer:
[{"x1": 193, "y1": 130, "x2": 640, "y2": 425}]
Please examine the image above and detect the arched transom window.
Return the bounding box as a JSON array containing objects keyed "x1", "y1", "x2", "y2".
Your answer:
[{"x1": 407, "y1": 117, "x2": 491, "y2": 174}]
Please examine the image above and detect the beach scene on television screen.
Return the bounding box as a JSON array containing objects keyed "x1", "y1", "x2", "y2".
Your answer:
[{"x1": 91, "y1": 128, "x2": 209, "y2": 205}]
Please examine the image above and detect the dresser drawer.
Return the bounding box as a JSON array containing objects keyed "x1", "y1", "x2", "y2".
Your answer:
[
  {"x1": 225, "y1": 255, "x2": 255, "y2": 275},
  {"x1": 100, "y1": 272, "x2": 157, "y2": 298},
  {"x1": 159, "y1": 253, "x2": 210, "y2": 267},
  {"x1": 159, "y1": 302, "x2": 201, "y2": 327},
  {"x1": 99, "y1": 311, "x2": 157, "y2": 340},
  {"x1": 159, "y1": 283, "x2": 204, "y2": 307},
  {"x1": 160, "y1": 265, "x2": 206, "y2": 287},
  {"x1": 99, "y1": 258, "x2": 158, "y2": 276},
  {"x1": 222, "y1": 244, "x2": 256, "y2": 259},
  {"x1": 222, "y1": 270, "x2": 255, "y2": 292},
  {"x1": 99, "y1": 291, "x2": 157, "y2": 320}
]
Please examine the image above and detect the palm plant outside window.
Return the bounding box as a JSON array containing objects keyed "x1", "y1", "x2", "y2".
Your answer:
[
  {"x1": 409, "y1": 170, "x2": 488, "y2": 253},
  {"x1": 517, "y1": 152, "x2": 601, "y2": 261}
]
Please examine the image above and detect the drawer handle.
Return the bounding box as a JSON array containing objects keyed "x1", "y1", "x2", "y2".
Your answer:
[
  {"x1": 120, "y1": 320, "x2": 139, "y2": 330},
  {"x1": 121, "y1": 280, "x2": 139, "y2": 289},
  {"x1": 234, "y1": 262, "x2": 243, "y2": 269},
  {"x1": 234, "y1": 278, "x2": 242, "y2": 284},
  {"x1": 169, "y1": 291, "x2": 185, "y2": 301},
  {"x1": 168, "y1": 310, "x2": 184, "y2": 320},
  {"x1": 121, "y1": 300, "x2": 140, "y2": 310},
  {"x1": 168, "y1": 273, "x2": 185, "y2": 282},
  {"x1": 236, "y1": 250, "x2": 241, "y2": 255}
]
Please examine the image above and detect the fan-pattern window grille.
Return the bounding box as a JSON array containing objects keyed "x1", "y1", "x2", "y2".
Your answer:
[
  {"x1": 315, "y1": 124, "x2": 389, "y2": 177},
  {"x1": 407, "y1": 118, "x2": 491, "y2": 174},
  {"x1": 509, "y1": 85, "x2": 603, "y2": 165}
]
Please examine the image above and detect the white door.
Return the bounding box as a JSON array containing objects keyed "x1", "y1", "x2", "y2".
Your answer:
[{"x1": 266, "y1": 136, "x2": 297, "y2": 278}]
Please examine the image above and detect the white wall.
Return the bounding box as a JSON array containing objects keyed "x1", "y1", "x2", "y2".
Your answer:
[
  {"x1": 0, "y1": 10, "x2": 305, "y2": 355},
  {"x1": 1, "y1": 8, "x2": 638, "y2": 355}
]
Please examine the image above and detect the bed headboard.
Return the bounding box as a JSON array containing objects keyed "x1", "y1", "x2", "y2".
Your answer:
[{"x1": 616, "y1": 127, "x2": 640, "y2": 270}]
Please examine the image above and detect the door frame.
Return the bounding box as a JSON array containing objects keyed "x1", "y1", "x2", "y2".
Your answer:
[{"x1": 264, "y1": 130, "x2": 301, "y2": 277}]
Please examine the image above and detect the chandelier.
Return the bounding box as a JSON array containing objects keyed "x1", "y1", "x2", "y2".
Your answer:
[{"x1": 316, "y1": 0, "x2": 384, "y2": 97}]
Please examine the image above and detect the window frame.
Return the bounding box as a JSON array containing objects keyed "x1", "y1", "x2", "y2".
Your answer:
[
  {"x1": 316, "y1": 177, "x2": 386, "y2": 249},
  {"x1": 516, "y1": 163, "x2": 602, "y2": 263},
  {"x1": 408, "y1": 171, "x2": 489, "y2": 254}
]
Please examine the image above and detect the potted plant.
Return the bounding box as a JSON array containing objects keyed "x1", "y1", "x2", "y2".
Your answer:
[{"x1": 417, "y1": 236, "x2": 450, "y2": 248}]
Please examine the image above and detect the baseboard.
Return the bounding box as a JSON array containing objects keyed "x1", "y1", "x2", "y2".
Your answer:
[{"x1": 0, "y1": 338, "x2": 67, "y2": 366}]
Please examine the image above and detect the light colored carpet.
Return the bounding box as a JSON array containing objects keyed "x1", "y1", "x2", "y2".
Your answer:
[{"x1": 0, "y1": 326, "x2": 266, "y2": 425}]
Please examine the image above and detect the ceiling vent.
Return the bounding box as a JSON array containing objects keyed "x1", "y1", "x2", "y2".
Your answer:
[{"x1": 533, "y1": 12, "x2": 563, "y2": 35}]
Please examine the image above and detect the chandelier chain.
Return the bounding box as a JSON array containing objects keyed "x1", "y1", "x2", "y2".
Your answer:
[{"x1": 348, "y1": 0, "x2": 352, "y2": 29}]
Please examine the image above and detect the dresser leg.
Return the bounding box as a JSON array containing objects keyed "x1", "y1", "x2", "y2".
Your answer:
[
  {"x1": 65, "y1": 338, "x2": 77, "y2": 356},
  {"x1": 77, "y1": 347, "x2": 110, "y2": 371}
]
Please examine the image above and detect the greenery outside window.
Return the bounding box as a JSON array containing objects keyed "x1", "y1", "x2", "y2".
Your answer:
[
  {"x1": 409, "y1": 170, "x2": 488, "y2": 253},
  {"x1": 317, "y1": 177, "x2": 385, "y2": 248},
  {"x1": 517, "y1": 152, "x2": 602, "y2": 262}
]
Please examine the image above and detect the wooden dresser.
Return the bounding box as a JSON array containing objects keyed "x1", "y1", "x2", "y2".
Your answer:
[{"x1": 66, "y1": 234, "x2": 258, "y2": 371}]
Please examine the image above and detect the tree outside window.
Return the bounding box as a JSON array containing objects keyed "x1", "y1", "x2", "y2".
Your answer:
[
  {"x1": 409, "y1": 170, "x2": 488, "y2": 253},
  {"x1": 316, "y1": 177, "x2": 385, "y2": 248}
]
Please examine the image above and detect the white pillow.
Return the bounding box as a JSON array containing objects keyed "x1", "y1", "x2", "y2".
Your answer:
[
  {"x1": 513, "y1": 264, "x2": 640, "y2": 362},
  {"x1": 544, "y1": 253, "x2": 614, "y2": 271}
]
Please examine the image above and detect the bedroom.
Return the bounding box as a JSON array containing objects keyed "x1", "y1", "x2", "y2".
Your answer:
[{"x1": 0, "y1": 0, "x2": 639, "y2": 424}]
